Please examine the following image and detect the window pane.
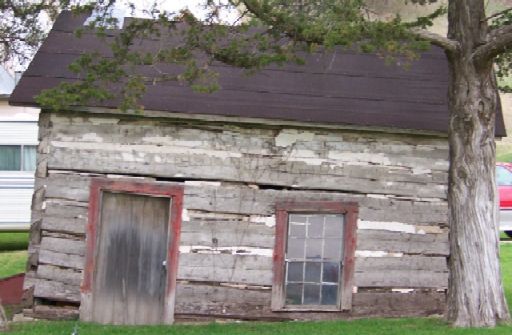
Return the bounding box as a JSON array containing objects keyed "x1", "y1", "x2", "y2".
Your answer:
[
  {"x1": 289, "y1": 223, "x2": 306, "y2": 237},
  {"x1": 289, "y1": 215, "x2": 307, "y2": 237},
  {"x1": 303, "y1": 284, "x2": 320, "y2": 304},
  {"x1": 324, "y1": 215, "x2": 344, "y2": 237},
  {"x1": 308, "y1": 215, "x2": 324, "y2": 238},
  {"x1": 0, "y1": 145, "x2": 21, "y2": 171},
  {"x1": 289, "y1": 214, "x2": 308, "y2": 224},
  {"x1": 324, "y1": 238, "x2": 342, "y2": 260},
  {"x1": 22, "y1": 145, "x2": 37, "y2": 171},
  {"x1": 305, "y1": 239, "x2": 322, "y2": 259},
  {"x1": 323, "y1": 262, "x2": 339, "y2": 283},
  {"x1": 285, "y1": 283, "x2": 303, "y2": 305},
  {"x1": 304, "y1": 262, "x2": 321, "y2": 283},
  {"x1": 287, "y1": 262, "x2": 304, "y2": 282},
  {"x1": 284, "y1": 213, "x2": 346, "y2": 307},
  {"x1": 321, "y1": 285, "x2": 338, "y2": 305},
  {"x1": 497, "y1": 166, "x2": 512, "y2": 186},
  {"x1": 287, "y1": 238, "x2": 305, "y2": 258}
]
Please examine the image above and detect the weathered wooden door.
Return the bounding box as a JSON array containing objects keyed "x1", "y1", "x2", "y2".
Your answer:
[
  {"x1": 81, "y1": 179, "x2": 183, "y2": 325},
  {"x1": 93, "y1": 192, "x2": 169, "y2": 324}
]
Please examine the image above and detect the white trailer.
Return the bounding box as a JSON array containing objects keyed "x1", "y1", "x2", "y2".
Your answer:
[{"x1": 0, "y1": 68, "x2": 39, "y2": 231}]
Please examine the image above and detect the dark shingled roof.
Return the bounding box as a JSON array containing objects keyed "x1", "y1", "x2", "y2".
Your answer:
[{"x1": 9, "y1": 11, "x2": 507, "y2": 136}]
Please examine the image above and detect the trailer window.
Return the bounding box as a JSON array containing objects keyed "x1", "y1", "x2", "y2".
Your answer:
[{"x1": 0, "y1": 145, "x2": 36, "y2": 171}]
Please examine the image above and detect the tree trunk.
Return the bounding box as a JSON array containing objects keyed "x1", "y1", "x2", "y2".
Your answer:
[{"x1": 446, "y1": 0, "x2": 510, "y2": 327}]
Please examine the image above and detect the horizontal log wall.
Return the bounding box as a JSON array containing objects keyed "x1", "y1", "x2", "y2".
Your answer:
[
  {"x1": 24, "y1": 111, "x2": 449, "y2": 320},
  {"x1": 46, "y1": 112, "x2": 449, "y2": 199}
]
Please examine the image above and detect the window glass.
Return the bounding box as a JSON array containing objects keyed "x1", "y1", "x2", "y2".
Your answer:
[
  {"x1": 322, "y1": 262, "x2": 339, "y2": 283},
  {"x1": 287, "y1": 238, "x2": 305, "y2": 258},
  {"x1": 22, "y1": 145, "x2": 37, "y2": 171},
  {"x1": 321, "y1": 285, "x2": 338, "y2": 305},
  {"x1": 0, "y1": 145, "x2": 21, "y2": 171},
  {"x1": 497, "y1": 166, "x2": 512, "y2": 186},
  {"x1": 284, "y1": 214, "x2": 344, "y2": 306},
  {"x1": 287, "y1": 262, "x2": 303, "y2": 282},
  {"x1": 305, "y1": 239, "x2": 322, "y2": 259},
  {"x1": 304, "y1": 262, "x2": 321, "y2": 282},
  {"x1": 303, "y1": 284, "x2": 320, "y2": 304},
  {"x1": 286, "y1": 283, "x2": 302, "y2": 305},
  {"x1": 289, "y1": 215, "x2": 307, "y2": 237}
]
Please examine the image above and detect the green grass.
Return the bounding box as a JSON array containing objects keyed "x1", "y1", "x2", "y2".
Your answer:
[
  {"x1": 496, "y1": 143, "x2": 512, "y2": 162},
  {"x1": 5, "y1": 317, "x2": 512, "y2": 335},
  {"x1": 0, "y1": 232, "x2": 29, "y2": 278},
  {"x1": 502, "y1": 243, "x2": 512, "y2": 308},
  {"x1": 497, "y1": 145, "x2": 512, "y2": 162},
  {"x1": 3, "y1": 243, "x2": 512, "y2": 334},
  {"x1": 497, "y1": 152, "x2": 512, "y2": 163},
  {"x1": 0, "y1": 250, "x2": 27, "y2": 278},
  {"x1": 0, "y1": 233, "x2": 29, "y2": 252}
]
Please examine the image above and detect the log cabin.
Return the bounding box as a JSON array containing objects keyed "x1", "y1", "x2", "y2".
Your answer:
[{"x1": 9, "y1": 12, "x2": 507, "y2": 324}]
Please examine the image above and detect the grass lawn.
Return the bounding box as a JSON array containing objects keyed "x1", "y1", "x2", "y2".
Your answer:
[
  {"x1": 0, "y1": 232, "x2": 29, "y2": 278},
  {"x1": 502, "y1": 243, "x2": 512, "y2": 308},
  {"x1": 496, "y1": 143, "x2": 512, "y2": 162},
  {"x1": 5, "y1": 315, "x2": 512, "y2": 335},
  {"x1": 497, "y1": 152, "x2": 512, "y2": 162},
  {"x1": 1, "y1": 242, "x2": 511, "y2": 334},
  {"x1": 0, "y1": 233, "x2": 29, "y2": 252},
  {"x1": 0, "y1": 250, "x2": 27, "y2": 278}
]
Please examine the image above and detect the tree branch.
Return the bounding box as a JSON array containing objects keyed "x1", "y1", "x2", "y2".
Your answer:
[
  {"x1": 235, "y1": 0, "x2": 323, "y2": 44},
  {"x1": 412, "y1": 29, "x2": 459, "y2": 53},
  {"x1": 239, "y1": 0, "x2": 459, "y2": 53},
  {"x1": 482, "y1": 7, "x2": 512, "y2": 22},
  {"x1": 473, "y1": 24, "x2": 512, "y2": 64}
]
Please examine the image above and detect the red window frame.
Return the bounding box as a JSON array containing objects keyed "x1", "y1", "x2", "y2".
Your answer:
[
  {"x1": 81, "y1": 177, "x2": 184, "y2": 324},
  {"x1": 271, "y1": 201, "x2": 358, "y2": 311}
]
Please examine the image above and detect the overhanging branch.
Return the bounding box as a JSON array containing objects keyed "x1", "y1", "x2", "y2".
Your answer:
[
  {"x1": 236, "y1": 0, "x2": 323, "y2": 44},
  {"x1": 473, "y1": 24, "x2": 512, "y2": 64},
  {"x1": 239, "y1": 0, "x2": 459, "y2": 54},
  {"x1": 412, "y1": 29, "x2": 459, "y2": 54},
  {"x1": 482, "y1": 7, "x2": 512, "y2": 22}
]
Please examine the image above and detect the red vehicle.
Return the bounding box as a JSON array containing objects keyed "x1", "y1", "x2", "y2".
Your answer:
[{"x1": 497, "y1": 162, "x2": 512, "y2": 237}]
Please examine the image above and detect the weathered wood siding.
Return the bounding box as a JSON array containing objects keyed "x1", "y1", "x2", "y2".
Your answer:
[{"x1": 25, "y1": 110, "x2": 449, "y2": 320}]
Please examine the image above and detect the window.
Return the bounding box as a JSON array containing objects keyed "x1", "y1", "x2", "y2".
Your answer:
[
  {"x1": 272, "y1": 202, "x2": 358, "y2": 311},
  {"x1": 0, "y1": 145, "x2": 37, "y2": 171},
  {"x1": 497, "y1": 166, "x2": 512, "y2": 186}
]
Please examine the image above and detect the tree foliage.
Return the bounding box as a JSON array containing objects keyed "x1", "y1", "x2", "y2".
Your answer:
[
  {"x1": 491, "y1": 8, "x2": 512, "y2": 92},
  {"x1": 0, "y1": 0, "x2": 63, "y2": 66}
]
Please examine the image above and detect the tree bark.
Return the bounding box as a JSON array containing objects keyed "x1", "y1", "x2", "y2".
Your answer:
[{"x1": 446, "y1": 0, "x2": 510, "y2": 327}]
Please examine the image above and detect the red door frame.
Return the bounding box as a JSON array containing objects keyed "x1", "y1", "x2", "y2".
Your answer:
[{"x1": 81, "y1": 177, "x2": 184, "y2": 324}]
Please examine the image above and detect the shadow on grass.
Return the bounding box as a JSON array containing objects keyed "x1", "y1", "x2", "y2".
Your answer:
[{"x1": 0, "y1": 233, "x2": 29, "y2": 252}]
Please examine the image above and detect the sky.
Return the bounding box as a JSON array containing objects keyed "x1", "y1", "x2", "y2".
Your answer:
[
  {"x1": 6, "y1": 1, "x2": 237, "y2": 71},
  {"x1": 108, "y1": 0, "x2": 239, "y2": 25}
]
